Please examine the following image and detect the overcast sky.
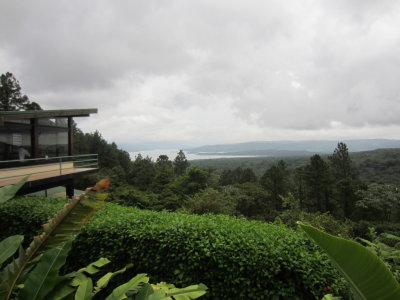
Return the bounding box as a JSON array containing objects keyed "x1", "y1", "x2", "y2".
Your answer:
[{"x1": 1, "y1": 0, "x2": 400, "y2": 148}]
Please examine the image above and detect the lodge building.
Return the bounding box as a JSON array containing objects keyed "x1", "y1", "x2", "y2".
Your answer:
[{"x1": 0, "y1": 109, "x2": 99, "y2": 197}]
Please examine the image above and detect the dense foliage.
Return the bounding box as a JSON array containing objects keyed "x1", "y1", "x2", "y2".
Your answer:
[
  {"x1": 87, "y1": 142, "x2": 400, "y2": 225},
  {"x1": 0, "y1": 198, "x2": 350, "y2": 299},
  {"x1": 0, "y1": 196, "x2": 64, "y2": 242},
  {"x1": 0, "y1": 179, "x2": 207, "y2": 300}
]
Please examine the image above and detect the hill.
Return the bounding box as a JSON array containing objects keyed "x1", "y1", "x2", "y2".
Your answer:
[
  {"x1": 191, "y1": 148, "x2": 400, "y2": 185},
  {"x1": 187, "y1": 139, "x2": 400, "y2": 155}
]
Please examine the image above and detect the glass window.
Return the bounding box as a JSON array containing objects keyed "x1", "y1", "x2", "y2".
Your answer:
[
  {"x1": 38, "y1": 117, "x2": 68, "y2": 128},
  {"x1": 0, "y1": 122, "x2": 31, "y2": 161},
  {"x1": 38, "y1": 126, "x2": 68, "y2": 157}
]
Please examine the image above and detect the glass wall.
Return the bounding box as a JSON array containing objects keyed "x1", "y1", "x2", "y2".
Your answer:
[
  {"x1": 0, "y1": 120, "x2": 32, "y2": 161},
  {"x1": 38, "y1": 118, "x2": 68, "y2": 157},
  {"x1": 0, "y1": 117, "x2": 68, "y2": 161}
]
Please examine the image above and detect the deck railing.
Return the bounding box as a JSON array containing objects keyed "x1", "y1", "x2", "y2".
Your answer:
[{"x1": 0, "y1": 154, "x2": 98, "y2": 181}]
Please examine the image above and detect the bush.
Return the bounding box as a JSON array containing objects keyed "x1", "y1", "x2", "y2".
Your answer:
[
  {"x1": 184, "y1": 188, "x2": 236, "y2": 215},
  {"x1": 300, "y1": 212, "x2": 354, "y2": 239},
  {"x1": 277, "y1": 197, "x2": 354, "y2": 239},
  {"x1": 0, "y1": 196, "x2": 65, "y2": 242},
  {"x1": 374, "y1": 222, "x2": 400, "y2": 236},
  {"x1": 0, "y1": 197, "x2": 350, "y2": 299}
]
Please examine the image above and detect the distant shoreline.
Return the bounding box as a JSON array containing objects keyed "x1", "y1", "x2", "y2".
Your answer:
[{"x1": 129, "y1": 149, "x2": 256, "y2": 161}]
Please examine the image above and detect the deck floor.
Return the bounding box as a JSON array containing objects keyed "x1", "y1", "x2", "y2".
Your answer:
[{"x1": 0, "y1": 163, "x2": 96, "y2": 187}]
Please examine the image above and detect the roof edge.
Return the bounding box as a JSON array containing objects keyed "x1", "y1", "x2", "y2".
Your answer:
[{"x1": 0, "y1": 108, "x2": 98, "y2": 121}]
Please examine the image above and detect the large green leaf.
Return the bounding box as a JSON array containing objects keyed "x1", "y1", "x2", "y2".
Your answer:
[
  {"x1": 18, "y1": 240, "x2": 73, "y2": 300},
  {"x1": 135, "y1": 283, "x2": 155, "y2": 300},
  {"x1": 93, "y1": 264, "x2": 133, "y2": 295},
  {"x1": 166, "y1": 283, "x2": 208, "y2": 299},
  {"x1": 74, "y1": 275, "x2": 93, "y2": 300},
  {"x1": 45, "y1": 279, "x2": 75, "y2": 300},
  {"x1": 0, "y1": 176, "x2": 28, "y2": 203},
  {"x1": 1, "y1": 179, "x2": 110, "y2": 300},
  {"x1": 299, "y1": 222, "x2": 400, "y2": 300},
  {"x1": 105, "y1": 273, "x2": 149, "y2": 300},
  {"x1": 0, "y1": 236, "x2": 23, "y2": 267},
  {"x1": 78, "y1": 257, "x2": 111, "y2": 275},
  {"x1": 136, "y1": 282, "x2": 208, "y2": 300}
]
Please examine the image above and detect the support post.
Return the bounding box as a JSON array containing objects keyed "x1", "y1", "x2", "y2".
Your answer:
[
  {"x1": 30, "y1": 118, "x2": 39, "y2": 158},
  {"x1": 66, "y1": 179, "x2": 74, "y2": 198},
  {"x1": 68, "y1": 117, "x2": 73, "y2": 156}
]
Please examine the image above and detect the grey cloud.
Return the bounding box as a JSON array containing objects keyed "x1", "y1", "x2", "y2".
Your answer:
[
  {"x1": 1, "y1": 0, "x2": 400, "y2": 143},
  {"x1": 0, "y1": 1, "x2": 193, "y2": 92}
]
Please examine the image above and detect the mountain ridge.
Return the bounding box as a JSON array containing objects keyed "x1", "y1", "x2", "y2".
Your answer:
[{"x1": 186, "y1": 139, "x2": 400, "y2": 154}]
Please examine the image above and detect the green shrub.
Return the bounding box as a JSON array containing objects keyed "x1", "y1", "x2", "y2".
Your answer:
[
  {"x1": 0, "y1": 196, "x2": 65, "y2": 242},
  {"x1": 278, "y1": 210, "x2": 354, "y2": 239},
  {"x1": 184, "y1": 188, "x2": 236, "y2": 215},
  {"x1": 1, "y1": 197, "x2": 350, "y2": 299},
  {"x1": 374, "y1": 222, "x2": 400, "y2": 236},
  {"x1": 352, "y1": 220, "x2": 372, "y2": 240},
  {"x1": 108, "y1": 184, "x2": 160, "y2": 208},
  {"x1": 71, "y1": 205, "x2": 350, "y2": 299}
]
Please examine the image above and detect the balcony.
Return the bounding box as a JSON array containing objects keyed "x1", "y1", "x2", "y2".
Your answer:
[{"x1": 0, "y1": 154, "x2": 99, "y2": 194}]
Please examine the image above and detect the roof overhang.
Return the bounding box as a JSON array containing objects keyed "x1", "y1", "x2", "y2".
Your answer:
[{"x1": 0, "y1": 108, "x2": 98, "y2": 126}]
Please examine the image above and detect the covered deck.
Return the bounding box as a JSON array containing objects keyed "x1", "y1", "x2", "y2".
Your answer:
[
  {"x1": 0, "y1": 109, "x2": 99, "y2": 196},
  {"x1": 0, "y1": 154, "x2": 98, "y2": 195}
]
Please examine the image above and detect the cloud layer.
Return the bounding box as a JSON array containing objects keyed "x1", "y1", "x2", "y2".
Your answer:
[{"x1": 1, "y1": 0, "x2": 399, "y2": 146}]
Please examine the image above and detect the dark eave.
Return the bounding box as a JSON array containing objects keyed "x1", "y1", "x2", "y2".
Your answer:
[
  {"x1": 16, "y1": 168, "x2": 99, "y2": 195},
  {"x1": 0, "y1": 108, "x2": 97, "y2": 125}
]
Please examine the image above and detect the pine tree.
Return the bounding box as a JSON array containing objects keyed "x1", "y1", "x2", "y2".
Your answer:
[
  {"x1": 153, "y1": 155, "x2": 174, "y2": 192},
  {"x1": 173, "y1": 150, "x2": 189, "y2": 176},
  {"x1": 260, "y1": 160, "x2": 289, "y2": 210},
  {"x1": 328, "y1": 142, "x2": 360, "y2": 218},
  {"x1": 0, "y1": 72, "x2": 41, "y2": 111},
  {"x1": 303, "y1": 154, "x2": 333, "y2": 213}
]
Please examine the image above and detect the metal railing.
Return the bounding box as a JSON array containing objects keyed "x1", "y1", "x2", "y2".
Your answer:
[{"x1": 0, "y1": 154, "x2": 98, "y2": 181}]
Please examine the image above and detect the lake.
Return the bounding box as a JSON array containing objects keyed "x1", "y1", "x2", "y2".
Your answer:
[{"x1": 129, "y1": 149, "x2": 254, "y2": 161}]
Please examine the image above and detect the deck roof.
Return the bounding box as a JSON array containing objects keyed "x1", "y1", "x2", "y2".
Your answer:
[{"x1": 0, "y1": 108, "x2": 97, "y2": 125}]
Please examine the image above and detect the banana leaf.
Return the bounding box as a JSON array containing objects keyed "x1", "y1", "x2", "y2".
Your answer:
[
  {"x1": 93, "y1": 264, "x2": 133, "y2": 295},
  {"x1": 0, "y1": 236, "x2": 23, "y2": 267},
  {"x1": 74, "y1": 274, "x2": 93, "y2": 300},
  {"x1": 18, "y1": 240, "x2": 73, "y2": 300},
  {"x1": 0, "y1": 176, "x2": 28, "y2": 203},
  {"x1": 105, "y1": 273, "x2": 149, "y2": 300},
  {"x1": 165, "y1": 283, "x2": 208, "y2": 299},
  {"x1": 299, "y1": 222, "x2": 400, "y2": 300},
  {"x1": 78, "y1": 257, "x2": 111, "y2": 275},
  {"x1": 135, "y1": 284, "x2": 155, "y2": 300},
  {"x1": 0, "y1": 178, "x2": 110, "y2": 300}
]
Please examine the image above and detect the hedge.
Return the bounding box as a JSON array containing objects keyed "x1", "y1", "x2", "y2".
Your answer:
[
  {"x1": 0, "y1": 197, "x2": 350, "y2": 299},
  {"x1": 0, "y1": 196, "x2": 65, "y2": 243}
]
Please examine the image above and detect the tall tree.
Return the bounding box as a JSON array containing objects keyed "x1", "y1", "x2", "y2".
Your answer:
[
  {"x1": 240, "y1": 168, "x2": 257, "y2": 184},
  {"x1": 260, "y1": 160, "x2": 289, "y2": 210},
  {"x1": 303, "y1": 154, "x2": 334, "y2": 213},
  {"x1": 328, "y1": 142, "x2": 360, "y2": 218},
  {"x1": 219, "y1": 167, "x2": 257, "y2": 185},
  {"x1": 173, "y1": 150, "x2": 189, "y2": 175},
  {"x1": 129, "y1": 154, "x2": 156, "y2": 190},
  {"x1": 174, "y1": 166, "x2": 211, "y2": 195},
  {"x1": 153, "y1": 155, "x2": 174, "y2": 192},
  {"x1": 0, "y1": 72, "x2": 41, "y2": 111},
  {"x1": 293, "y1": 166, "x2": 307, "y2": 210}
]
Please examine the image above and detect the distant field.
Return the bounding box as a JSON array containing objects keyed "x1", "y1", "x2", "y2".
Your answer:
[{"x1": 191, "y1": 148, "x2": 400, "y2": 185}]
